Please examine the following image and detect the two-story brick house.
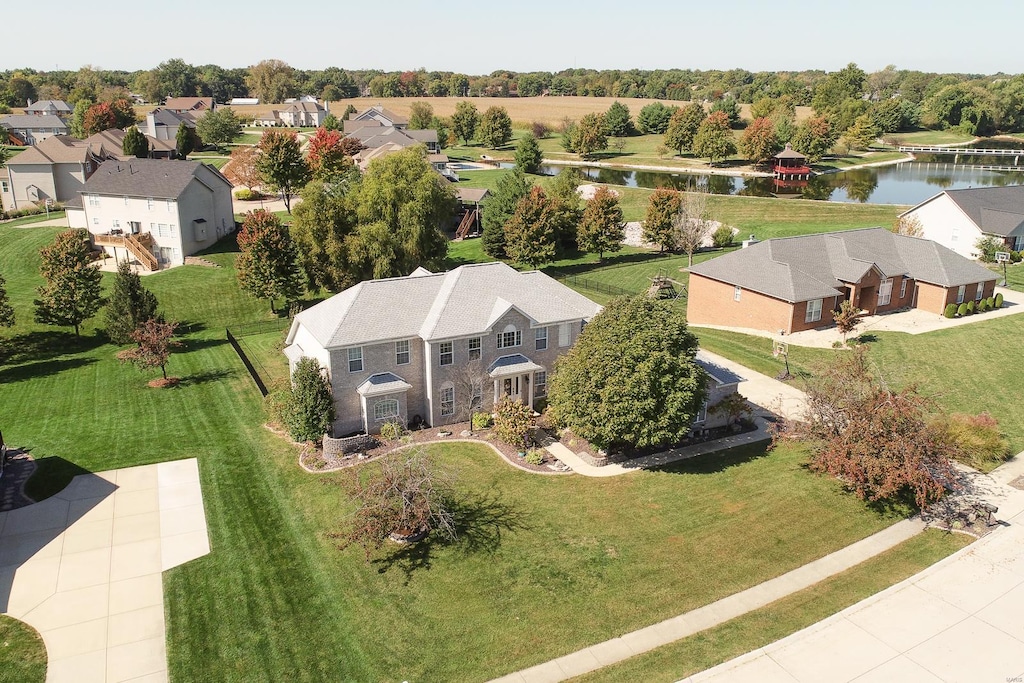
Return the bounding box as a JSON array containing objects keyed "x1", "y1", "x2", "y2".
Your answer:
[{"x1": 283, "y1": 262, "x2": 603, "y2": 436}]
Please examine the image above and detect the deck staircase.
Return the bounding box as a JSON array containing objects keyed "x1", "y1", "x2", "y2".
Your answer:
[
  {"x1": 455, "y1": 209, "x2": 479, "y2": 240},
  {"x1": 93, "y1": 232, "x2": 159, "y2": 271}
]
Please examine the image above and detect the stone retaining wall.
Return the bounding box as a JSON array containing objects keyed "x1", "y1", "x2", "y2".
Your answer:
[{"x1": 323, "y1": 433, "x2": 376, "y2": 458}]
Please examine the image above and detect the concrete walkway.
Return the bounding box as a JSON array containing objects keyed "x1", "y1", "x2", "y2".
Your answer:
[
  {"x1": 0, "y1": 458, "x2": 211, "y2": 683},
  {"x1": 490, "y1": 518, "x2": 927, "y2": 683},
  {"x1": 543, "y1": 350, "x2": 806, "y2": 478},
  {"x1": 687, "y1": 460, "x2": 1024, "y2": 683}
]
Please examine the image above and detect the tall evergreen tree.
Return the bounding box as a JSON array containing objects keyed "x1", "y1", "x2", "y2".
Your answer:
[
  {"x1": 34, "y1": 230, "x2": 103, "y2": 335},
  {"x1": 577, "y1": 187, "x2": 624, "y2": 262},
  {"x1": 481, "y1": 168, "x2": 530, "y2": 258},
  {"x1": 236, "y1": 210, "x2": 304, "y2": 311},
  {"x1": 503, "y1": 187, "x2": 558, "y2": 268},
  {"x1": 643, "y1": 188, "x2": 681, "y2": 252},
  {"x1": 122, "y1": 126, "x2": 150, "y2": 159},
  {"x1": 604, "y1": 100, "x2": 634, "y2": 137},
  {"x1": 513, "y1": 133, "x2": 542, "y2": 174},
  {"x1": 175, "y1": 123, "x2": 196, "y2": 158},
  {"x1": 104, "y1": 260, "x2": 159, "y2": 344}
]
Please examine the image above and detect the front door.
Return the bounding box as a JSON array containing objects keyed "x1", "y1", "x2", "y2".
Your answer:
[{"x1": 503, "y1": 376, "x2": 521, "y2": 402}]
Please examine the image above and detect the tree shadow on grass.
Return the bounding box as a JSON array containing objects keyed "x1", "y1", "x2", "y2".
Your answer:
[
  {"x1": 0, "y1": 357, "x2": 97, "y2": 384},
  {"x1": 649, "y1": 440, "x2": 771, "y2": 476},
  {"x1": 178, "y1": 369, "x2": 235, "y2": 387},
  {"x1": 371, "y1": 490, "x2": 531, "y2": 584},
  {"x1": 194, "y1": 232, "x2": 240, "y2": 256},
  {"x1": 0, "y1": 331, "x2": 105, "y2": 366}
]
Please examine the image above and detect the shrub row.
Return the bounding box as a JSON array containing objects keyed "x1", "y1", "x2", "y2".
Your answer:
[
  {"x1": 1, "y1": 202, "x2": 64, "y2": 221},
  {"x1": 233, "y1": 189, "x2": 265, "y2": 201},
  {"x1": 944, "y1": 295, "x2": 1002, "y2": 319}
]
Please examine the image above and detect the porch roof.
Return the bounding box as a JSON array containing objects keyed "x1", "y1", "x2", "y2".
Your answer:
[
  {"x1": 357, "y1": 372, "x2": 412, "y2": 397},
  {"x1": 488, "y1": 354, "x2": 543, "y2": 378}
]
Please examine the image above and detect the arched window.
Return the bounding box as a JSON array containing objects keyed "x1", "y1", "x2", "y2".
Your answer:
[{"x1": 498, "y1": 324, "x2": 521, "y2": 349}]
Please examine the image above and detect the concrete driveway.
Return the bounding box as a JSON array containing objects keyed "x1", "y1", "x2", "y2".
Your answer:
[
  {"x1": 0, "y1": 458, "x2": 210, "y2": 683},
  {"x1": 686, "y1": 459, "x2": 1024, "y2": 683}
]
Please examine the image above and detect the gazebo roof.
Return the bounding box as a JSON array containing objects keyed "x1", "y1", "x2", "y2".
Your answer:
[{"x1": 774, "y1": 143, "x2": 806, "y2": 160}]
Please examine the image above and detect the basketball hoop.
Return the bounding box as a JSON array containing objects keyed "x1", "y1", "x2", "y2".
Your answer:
[{"x1": 995, "y1": 251, "x2": 1011, "y2": 263}]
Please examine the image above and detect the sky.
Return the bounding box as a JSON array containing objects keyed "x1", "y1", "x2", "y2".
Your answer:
[{"x1": 8, "y1": 0, "x2": 1024, "y2": 75}]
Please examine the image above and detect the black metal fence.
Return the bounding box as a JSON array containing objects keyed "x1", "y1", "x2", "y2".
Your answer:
[
  {"x1": 552, "y1": 273, "x2": 637, "y2": 298},
  {"x1": 228, "y1": 318, "x2": 292, "y2": 338},
  {"x1": 226, "y1": 329, "x2": 269, "y2": 396}
]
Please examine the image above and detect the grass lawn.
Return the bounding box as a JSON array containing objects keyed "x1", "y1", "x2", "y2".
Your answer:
[
  {"x1": 574, "y1": 528, "x2": 971, "y2": 683},
  {"x1": 888, "y1": 129, "x2": 977, "y2": 146},
  {"x1": 0, "y1": 615, "x2": 46, "y2": 683},
  {"x1": 0, "y1": 219, "x2": 925, "y2": 681}
]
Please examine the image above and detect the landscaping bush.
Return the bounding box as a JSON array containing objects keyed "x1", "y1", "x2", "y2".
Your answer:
[
  {"x1": 379, "y1": 420, "x2": 405, "y2": 442},
  {"x1": 943, "y1": 303, "x2": 957, "y2": 318},
  {"x1": 524, "y1": 449, "x2": 545, "y2": 466},
  {"x1": 934, "y1": 412, "x2": 1010, "y2": 470},
  {"x1": 965, "y1": 300, "x2": 975, "y2": 314},
  {"x1": 1011, "y1": 250, "x2": 1023, "y2": 263},
  {"x1": 494, "y1": 397, "x2": 533, "y2": 451},
  {"x1": 711, "y1": 226, "x2": 734, "y2": 248},
  {"x1": 234, "y1": 188, "x2": 262, "y2": 201},
  {"x1": 957, "y1": 303, "x2": 969, "y2": 316},
  {"x1": 977, "y1": 299, "x2": 989, "y2": 313},
  {"x1": 471, "y1": 412, "x2": 493, "y2": 430},
  {"x1": 264, "y1": 390, "x2": 292, "y2": 427},
  {"x1": 995, "y1": 293, "x2": 1004, "y2": 308},
  {"x1": 986, "y1": 297, "x2": 995, "y2": 310}
]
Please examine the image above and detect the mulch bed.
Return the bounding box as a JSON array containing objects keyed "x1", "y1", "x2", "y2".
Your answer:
[
  {"x1": 148, "y1": 377, "x2": 180, "y2": 388},
  {"x1": 298, "y1": 421, "x2": 568, "y2": 474},
  {"x1": 0, "y1": 449, "x2": 37, "y2": 511}
]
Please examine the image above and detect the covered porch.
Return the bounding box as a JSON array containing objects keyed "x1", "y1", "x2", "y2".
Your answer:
[{"x1": 488, "y1": 354, "x2": 545, "y2": 410}]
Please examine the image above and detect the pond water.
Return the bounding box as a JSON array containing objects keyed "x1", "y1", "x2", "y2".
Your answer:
[{"x1": 518, "y1": 139, "x2": 1024, "y2": 206}]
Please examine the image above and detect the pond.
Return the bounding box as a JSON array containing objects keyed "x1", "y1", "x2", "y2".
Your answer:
[{"x1": 518, "y1": 139, "x2": 1024, "y2": 206}]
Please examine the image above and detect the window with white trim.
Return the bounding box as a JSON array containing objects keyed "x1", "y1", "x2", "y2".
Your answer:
[
  {"x1": 395, "y1": 339, "x2": 410, "y2": 365},
  {"x1": 146, "y1": 197, "x2": 154, "y2": 210},
  {"x1": 166, "y1": 199, "x2": 173, "y2": 212},
  {"x1": 468, "y1": 337, "x2": 481, "y2": 361},
  {"x1": 535, "y1": 327, "x2": 547, "y2": 351},
  {"x1": 805, "y1": 298, "x2": 823, "y2": 323},
  {"x1": 878, "y1": 278, "x2": 893, "y2": 307},
  {"x1": 1, "y1": 181, "x2": 8, "y2": 193},
  {"x1": 734, "y1": 285, "x2": 742, "y2": 302},
  {"x1": 112, "y1": 219, "x2": 120, "y2": 229},
  {"x1": 439, "y1": 341, "x2": 453, "y2": 366},
  {"x1": 951, "y1": 228, "x2": 959, "y2": 242},
  {"x1": 956, "y1": 285, "x2": 966, "y2": 304},
  {"x1": 87, "y1": 193, "x2": 99, "y2": 206},
  {"x1": 558, "y1": 323, "x2": 571, "y2": 347},
  {"x1": 440, "y1": 385, "x2": 454, "y2": 416},
  {"x1": 534, "y1": 371, "x2": 547, "y2": 397},
  {"x1": 92, "y1": 217, "x2": 99, "y2": 226},
  {"x1": 695, "y1": 401, "x2": 708, "y2": 423},
  {"x1": 498, "y1": 324, "x2": 521, "y2": 349},
  {"x1": 348, "y1": 347, "x2": 363, "y2": 372},
  {"x1": 123, "y1": 195, "x2": 129, "y2": 206},
  {"x1": 374, "y1": 399, "x2": 399, "y2": 422},
  {"x1": 900, "y1": 278, "x2": 908, "y2": 299},
  {"x1": 976, "y1": 283, "x2": 984, "y2": 301}
]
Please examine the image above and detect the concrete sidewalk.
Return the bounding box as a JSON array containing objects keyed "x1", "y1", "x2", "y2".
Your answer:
[
  {"x1": 490, "y1": 518, "x2": 927, "y2": 683},
  {"x1": 687, "y1": 464, "x2": 1024, "y2": 683},
  {"x1": 0, "y1": 458, "x2": 211, "y2": 683}
]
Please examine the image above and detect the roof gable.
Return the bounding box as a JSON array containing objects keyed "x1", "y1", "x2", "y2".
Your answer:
[{"x1": 80, "y1": 158, "x2": 228, "y2": 199}]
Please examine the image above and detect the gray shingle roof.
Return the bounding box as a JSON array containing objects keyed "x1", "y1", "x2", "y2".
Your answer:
[
  {"x1": 937, "y1": 186, "x2": 1024, "y2": 237},
  {"x1": 6, "y1": 135, "x2": 91, "y2": 164},
  {"x1": 292, "y1": 262, "x2": 602, "y2": 349},
  {"x1": 688, "y1": 228, "x2": 996, "y2": 303},
  {"x1": 1, "y1": 114, "x2": 68, "y2": 130},
  {"x1": 25, "y1": 100, "x2": 72, "y2": 114},
  {"x1": 80, "y1": 159, "x2": 225, "y2": 199},
  {"x1": 357, "y1": 372, "x2": 413, "y2": 397},
  {"x1": 487, "y1": 354, "x2": 544, "y2": 378}
]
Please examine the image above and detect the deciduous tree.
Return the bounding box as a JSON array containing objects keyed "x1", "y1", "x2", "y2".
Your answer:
[
  {"x1": 891, "y1": 215, "x2": 924, "y2": 237},
  {"x1": 503, "y1": 187, "x2": 558, "y2": 268},
  {"x1": 564, "y1": 112, "x2": 608, "y2": 160},
  {"x1": 451, "y1": 100, "x2": 479, "y2": 144},
  {"x1": 643, "y1": 188, "x2": 681, "y2": 252},
  {"x1": 842, "y1": 113, "x2": 881, "y2": 150},
  {"x1": 236, "y1": 209, "x2": 304, "y2": 311},
  {"x1": 117, "y1": 319, "x2": 182, "y2": 382},
  {"x1": 479, "y1": 106, "x2": 513, "y2": 148},
  {"x1": 548, "y1": 296, "x2": 707, "y2": 451},
  {"x1": 194, "y1": 108, "x2": 242, "y2": 150},
  {"x1": 229, "y1": 145, "x2": 262, "y2": 192},
  {"x1": 739, "y1": 116, "x2": 782, "y2": 164},
  {"x1": 70, "y1": 99, "x2": 90, "y2": 138},
  {"x1": 674, "y1": 187, "x2": 714, "y2": 267},
  {"x1": 791, "y1": 115, "x2": 837, "y2": 163},
  {"x1": 514, "y1": 133, "x2": 542, "y2": 174},
  {"x1": 772, "y1": 347, "x2": 958, "y2": 509},
  {"x1": 832, "y1": 300, "x2": 868, "y2": 345},
  {"x1": 290, "y1": 180, "x2": 357, "y2": 291},
  {"x1": 257, "y1": 130, "x2": 311, "y2": 213},
  {"x1": 710, "y1": 97, "x2": 741, "y2": 127},
  {"x1": 577, "y1": 186, "x2": 624, "y2": 261},
  {"x1": 83, "y1": 102, "x2": 116, "y2": 136},
  {"x1": 691, "y1": 111, "x2": 736, "y2": 165},
  {"x1": 109, "y1": 98, "x2": 136, "y2": 129},
  {"x1": 175, "y1": 123, "x2": 196, "y2": 158},
  {"x1": 121, "y1": 126, "x2": 149, "y2": 158},
  {"x1": 306, "y1": 127, "x2": 351, "y2": 181},
  {"x1": 664, "y1": 103, "x2": 706, "y2": 155},
  {"x1": 104, "y1": 260, "x2": 159, "y2": 345},
  {"x1": 408, "y1": 101, "x2": 434, "y2": 130},
  {"x1": 482, "y1": 168, "x2": 530, "y2": 258},
  {"x1": 34, "y1": 230, "x2": 103, "y2": 335},
  {"x1": 246, "y1": 59, "x2": 297, "y2": 103}
]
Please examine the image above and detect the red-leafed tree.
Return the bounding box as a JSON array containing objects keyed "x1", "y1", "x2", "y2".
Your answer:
[
  {"x1": 117, "y1": 319, "x2": 183, "y2": 384},
  {"x1": 306, "y1": 127, "x2": 351, "y2": 181},
  {"x1": 109, "y1": 98, "x2": 137, "y2": 129},
  {"x1": 739, "y1": 116, "x2": 782, "y2": 165},
  {"x1": 338, "y1": 137, "x2": 365, "y2": 158},
  {"x1": 228, "y1": 146, "x2": 262, "y2": 192},
  {"x1": 236, "y1": 209, "x2": 303, "y2": 311},
  {"x1": 83, "y1": 103, "x2": 116, "y2": 136},
  {"x1": 772, "y1": 347, "x2": 958, "y2": 509}
]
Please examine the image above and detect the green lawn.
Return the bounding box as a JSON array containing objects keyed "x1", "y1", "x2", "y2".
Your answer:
[
  {"x1": 888, "y1": 129, "x2": 977, "y2": 146},
  {"x1": 574, "y1": 528, "x2": 971, "y2": 683},
  {"x1": 0, "y1": 220, "x2": 925, "y2": 681},
  {"x1": 0, "y1": 615, "x2": 46, "y2": 683}
]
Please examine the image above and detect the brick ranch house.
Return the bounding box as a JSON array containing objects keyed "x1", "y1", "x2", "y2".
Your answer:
[{"x1": 687, "y1": 228, "x2": 998, "y2": 335}]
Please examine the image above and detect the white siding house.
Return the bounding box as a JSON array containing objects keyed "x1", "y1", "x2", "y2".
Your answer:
[{"x1": 902, "y1": 186, "x2": 1024, "y2": 259}]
